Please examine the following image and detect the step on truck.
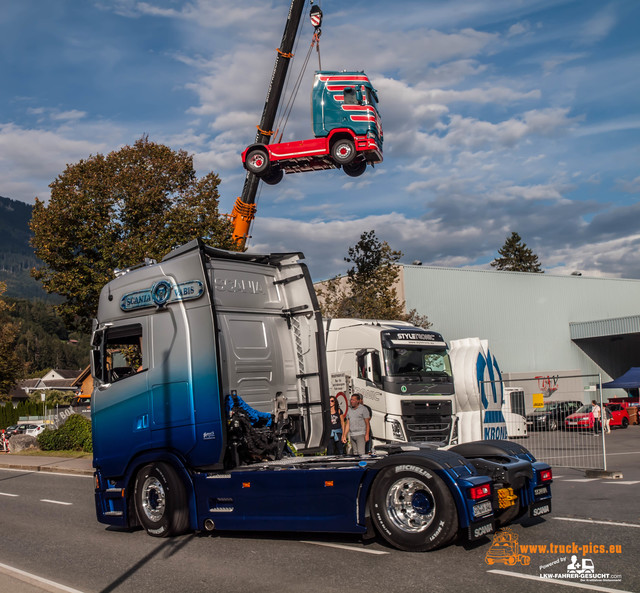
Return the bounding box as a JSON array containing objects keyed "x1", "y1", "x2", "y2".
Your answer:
[{"x1": 91, "y1": 240, "x2": 552, "y2": 551}]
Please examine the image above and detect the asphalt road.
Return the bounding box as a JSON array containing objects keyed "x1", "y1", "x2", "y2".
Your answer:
[{"x1": 0, "y1": 428, "x2": 638, "y2": 593}]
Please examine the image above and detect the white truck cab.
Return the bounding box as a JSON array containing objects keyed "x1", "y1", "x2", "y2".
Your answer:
[{"x1": 325, "y1": 319, "x2": 455, "y2": 445}]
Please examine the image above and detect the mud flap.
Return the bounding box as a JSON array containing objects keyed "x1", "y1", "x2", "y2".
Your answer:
[
  {"x1": 468, "y1": 517, "x2": 495, "y2": 541},
  {"x1": 528, "y1": 499, "x2": 551, "y2": 518}
]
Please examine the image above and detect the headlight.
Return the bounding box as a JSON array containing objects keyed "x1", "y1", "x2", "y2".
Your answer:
[{"x1": 388, "y1": 419, "x2": 404, "y2": 440}]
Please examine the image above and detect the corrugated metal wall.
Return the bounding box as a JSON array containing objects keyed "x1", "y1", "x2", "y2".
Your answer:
[{"x1": 403, "y1": 265, "x2": 640, "y2": 381}]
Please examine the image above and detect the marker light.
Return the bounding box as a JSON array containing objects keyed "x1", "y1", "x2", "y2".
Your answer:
[
  {"x1": 469, "y1": 484, "x2": 491, "y2": 499},
  {"x1": 539, "y1": 469, "x2": 553, "y2": 482}
]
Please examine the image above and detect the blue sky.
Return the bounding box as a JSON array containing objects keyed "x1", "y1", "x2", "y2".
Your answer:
[{"x1": 2, "y1": 0, "x2": 639, "y2": 280}]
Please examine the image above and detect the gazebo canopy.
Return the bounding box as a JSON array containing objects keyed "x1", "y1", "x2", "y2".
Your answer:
[{"x1": 602, "y1": 367, "x2": 640, "y2": 389}]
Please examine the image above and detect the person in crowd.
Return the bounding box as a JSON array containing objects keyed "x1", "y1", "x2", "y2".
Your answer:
[
  {"x1": 603, "y1": 405, "x2": 613, "y2": 434},
  {"x1": 591, "y1": 400, "x2": 601, "y2": 435},
  {"x1": 327, "y1": 396, "x2": 345, "y2": 455},
  {"x1": 342, "y1": 393, "x2": 370, "y2": 455}
]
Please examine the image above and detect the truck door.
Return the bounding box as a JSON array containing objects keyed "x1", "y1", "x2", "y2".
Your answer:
[
  {"x1": 91, "y1": 319, "x2": 150, "y2": 477},
  {"x1": 355, "y1": 349, "x2": 386, "y2": 440}
]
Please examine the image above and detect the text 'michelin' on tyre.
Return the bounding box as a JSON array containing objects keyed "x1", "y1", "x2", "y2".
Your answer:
[
  {"x1": 370, "y1": 464, "x2": 458, "y2": 551},
  {"x1": 134, "y1": 462, "x2": 189, "y2": 537}
]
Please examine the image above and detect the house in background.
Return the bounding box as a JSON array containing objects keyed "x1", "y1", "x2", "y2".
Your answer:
[
  {"x1": 72, "y1": 366, "x2": 93, "y2": 398},
  {"x1": 6, "y1": 369, "x2": 82, "y2": 406}
]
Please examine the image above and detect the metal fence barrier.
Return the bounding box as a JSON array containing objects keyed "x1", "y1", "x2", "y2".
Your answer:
[{"x1": 487, "y1": 374, "x2": 608, "y2": 470}]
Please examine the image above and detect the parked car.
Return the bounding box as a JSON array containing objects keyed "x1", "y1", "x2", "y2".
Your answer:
[
  {"x1": 564, "y1": 404, "x2": 594, "y2": 430},
  {"x1": 526, "y1": 400, "x2": 583, "y2": 431},
  {"x1": 2, "y1": 424, "x2": 21, "y2": 438},
  {"x1": 604, "y1": 403, "x2": 630, "y2": 429},
  {"x1": 22, "y1": 423, "x2": 47, "y2": 437},
  {"x1": 565, "y1": 403, "x2": 630, "y2": 430}
]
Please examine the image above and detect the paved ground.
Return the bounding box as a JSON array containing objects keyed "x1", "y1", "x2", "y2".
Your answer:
[
  {"x1": 1, "y1": 431, "x2": 638, "y2": 593},
  {"x1": 0, "y1": 453, "x2": 93, "y2": 476}
]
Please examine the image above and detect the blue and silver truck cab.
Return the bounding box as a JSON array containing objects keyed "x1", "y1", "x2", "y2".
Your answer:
[{"x1": 91, "y1": 240, "x2": 552, "y2": 551}]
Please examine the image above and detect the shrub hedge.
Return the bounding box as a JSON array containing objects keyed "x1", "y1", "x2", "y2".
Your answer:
[{"x1": 38, "y1": 414, "x2": 92, "y2": 452}]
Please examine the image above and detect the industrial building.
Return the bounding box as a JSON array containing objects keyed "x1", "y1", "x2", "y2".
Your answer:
[{"x1": 400, "y1": 264, "x2": 640, "y2": 407}]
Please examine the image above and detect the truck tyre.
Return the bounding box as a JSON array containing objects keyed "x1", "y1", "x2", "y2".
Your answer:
[
  {"x1": 370, "y1": 464, "x2": 458, "y2": 551},
  {"x1": 134, "y1": 462, "x2": 189, "y2": 537},
  {"x1": 343, "y1": 159, "x2": 367, "y2": 177},
  {"x1": 331, "y1": 139, "x2": 356, "y2": 164},
  {"x1": 262, "y1": 167, "x2": 284, "y2": 185},
  {"x1": 621, "y1": 418, "x2": 628, "y2": 429},
  {"x1": 245, "y1": 149, "x2": 269, "y2": 175}
]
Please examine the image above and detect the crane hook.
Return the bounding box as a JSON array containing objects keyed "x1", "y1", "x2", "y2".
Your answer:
[{"x1": 310, "y1": 4, "x2": 323, "y2": 30}]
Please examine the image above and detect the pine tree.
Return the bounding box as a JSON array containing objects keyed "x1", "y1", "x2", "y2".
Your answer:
[{"x1": 491, "y1": 232, "x2": 543, "y2": 273}]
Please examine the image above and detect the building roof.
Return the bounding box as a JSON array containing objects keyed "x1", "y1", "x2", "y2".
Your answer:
[
  {"x1": 72, "y1": 366, "x2": 92, "y2": 387},
  {"x1": 50, "y1": 369, "x2": 83, "y2": 380}
]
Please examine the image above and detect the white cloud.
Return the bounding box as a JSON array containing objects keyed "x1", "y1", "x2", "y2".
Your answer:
[
  {"x1": 0, "y1": 123, "x2": 114, "y2": 202},
  {"x1": 50, "y1": 109, "x2": 87, "y2": 121},
  {"x1": 507, "y1": 22, "x2": 530, "y2": 38},
  {"x1": 577, "y1": 5, "x2": 618, "y2": 45}
]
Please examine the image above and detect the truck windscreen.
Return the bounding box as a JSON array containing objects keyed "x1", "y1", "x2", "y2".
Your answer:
[{"x1": 383, "y1": 346, "x2": 452, "y2": 378}]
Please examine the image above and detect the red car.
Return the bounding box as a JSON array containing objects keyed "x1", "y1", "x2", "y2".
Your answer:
[
  {"x1": 565, "y1": 403, "x2": 630, "y2": 430},
  {"x1": 604, "y1": 403, "x2": 630, "y2": 429}
]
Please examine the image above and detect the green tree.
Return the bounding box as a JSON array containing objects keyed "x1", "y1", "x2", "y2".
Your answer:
[
  {"x1": 0, "y1": 282, "x2": 25, "y2": 399},
  {"x1": 30, "y1": 136, "x2": 236, "y2": 331},
  {"x1": 490, "y1": 231, "x2": 543, "y2": 273},
  {"x1": 317, "y1": 230, "x2": 431, "y2": 328},
  {"x1": 29, "y1": 389, "x2": 74, "y2": 406}
]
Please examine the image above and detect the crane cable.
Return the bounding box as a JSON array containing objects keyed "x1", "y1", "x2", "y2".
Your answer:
[
  {"x1": 250, "y1": 3, "x2": 310, "y2": 247},
  {"x1": 273, "y1": 3, "x2": 322, "y2": 144},
  {"x1": 250, "y1": 2, "x2": 323, "y2": 246}
]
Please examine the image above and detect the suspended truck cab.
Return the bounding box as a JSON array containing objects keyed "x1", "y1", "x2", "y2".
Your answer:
[{"x1": 242, "y1": 71, "x2": 383, "y2": 184}]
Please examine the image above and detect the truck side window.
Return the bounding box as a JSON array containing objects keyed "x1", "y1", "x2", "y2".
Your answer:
[
  {"x1": 103, "y1": 324, "x2": 145, "y2": 383},
  {"x1": 357, "y1": 352, "x2": 367, "y2": 379},
  {"x1": 343, "y1": 87, "x2": 359, "y2": 105},
  {"x1": 370, "y1": 352, "x2": 382, "y2": 386},
  {"x1": 357, "y1": 351, "x2": 382, "y2": 386}
]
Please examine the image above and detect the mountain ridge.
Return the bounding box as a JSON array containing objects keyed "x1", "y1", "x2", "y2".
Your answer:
[{"x1": 0, "y1": 195, "x2": 53, "y2": 300}]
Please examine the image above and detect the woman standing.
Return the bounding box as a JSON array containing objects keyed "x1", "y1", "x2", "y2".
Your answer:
[{"x1": 327, "y1": 397, "x2": 345, "y2": 455}]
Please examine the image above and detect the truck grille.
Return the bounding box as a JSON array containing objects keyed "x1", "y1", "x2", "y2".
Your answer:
[{"x1": 401, "y1": 400, "x2": 452, "y2": 444}]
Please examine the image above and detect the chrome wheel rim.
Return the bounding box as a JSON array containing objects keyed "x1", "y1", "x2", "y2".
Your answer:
[
  {"x1": 141, "y1": 476, "x2": 166, "y2": 522},
  {"x1": 385, "y1": 477, "x2": 435, "y2": 533},
  {"x1": 249, "y1": 153, "x2": 265, "y2": 169},
  {"x1": 336, "y1": 144, "x2": 353, "y2": 159}
]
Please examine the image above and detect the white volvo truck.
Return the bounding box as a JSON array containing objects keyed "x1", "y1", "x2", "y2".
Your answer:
[{"x1": 324, "y1": 319, "x2": 509, "y2": 447}]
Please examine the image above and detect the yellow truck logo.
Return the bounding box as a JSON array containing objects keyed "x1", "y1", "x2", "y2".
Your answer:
[{"x1": 485, "y1": 528, "x2": 531, "y2": 566}]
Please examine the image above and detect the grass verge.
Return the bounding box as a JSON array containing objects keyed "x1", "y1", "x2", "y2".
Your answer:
[{"x1": 11, "y1": 450, "x2": 92, "y2": 459}]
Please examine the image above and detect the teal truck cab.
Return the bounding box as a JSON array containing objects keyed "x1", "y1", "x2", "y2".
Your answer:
[{"x1": 242, "y1": 71, "x2": 383, "y2": 183}]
